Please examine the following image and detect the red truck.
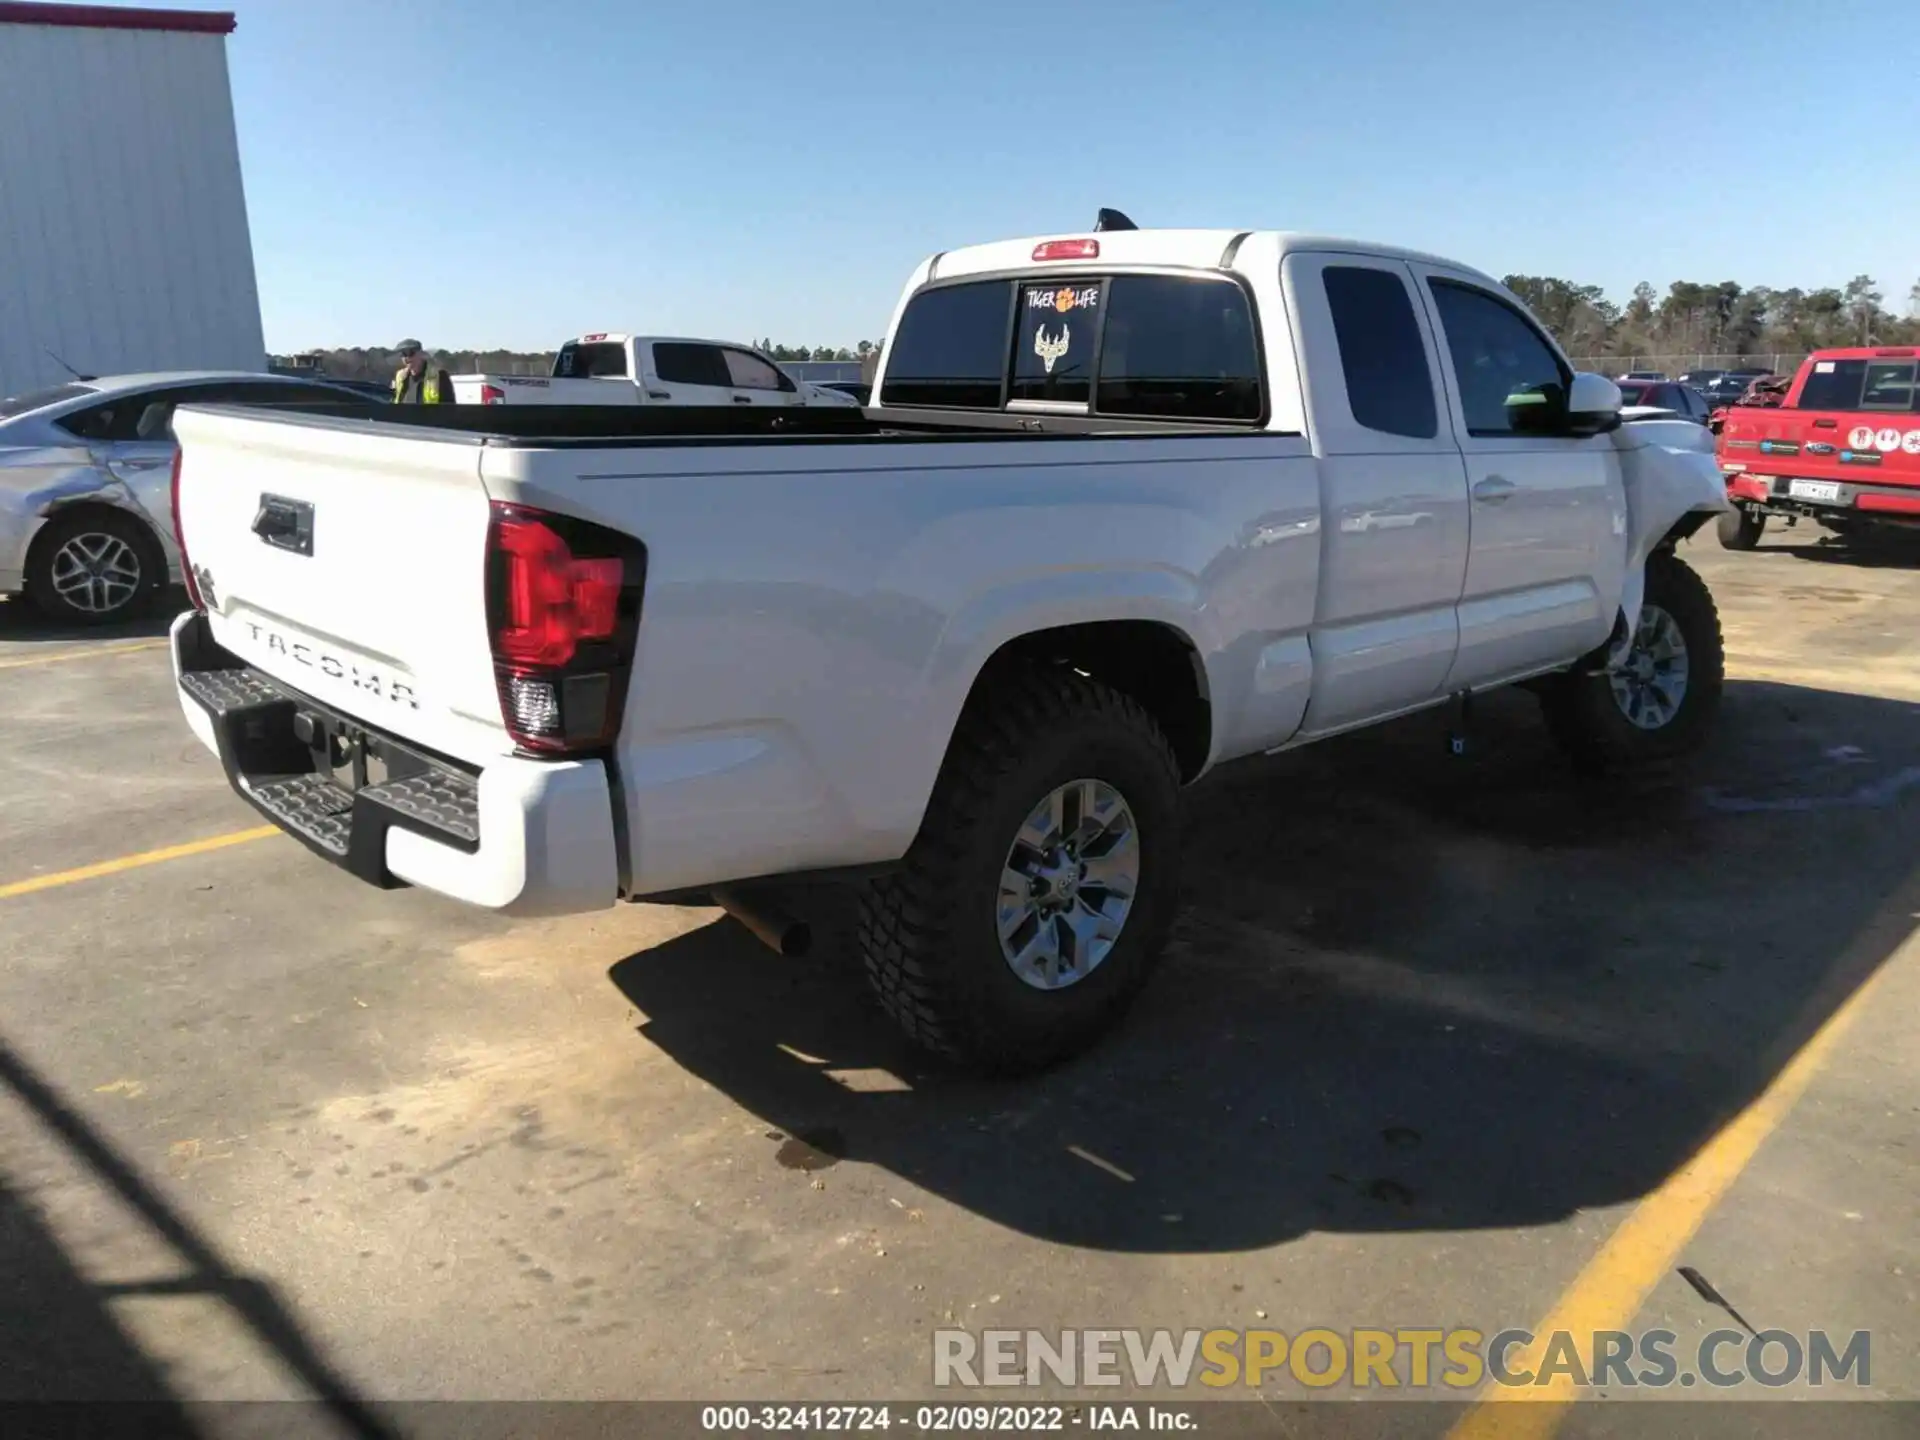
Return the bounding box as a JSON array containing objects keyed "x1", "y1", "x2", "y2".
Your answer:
[{"x1": 1714, "y1": 347, "x2": 1920, "y2": 549}]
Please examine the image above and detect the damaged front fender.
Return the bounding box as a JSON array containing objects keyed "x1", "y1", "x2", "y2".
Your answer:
[{"x1": 1611, "y1": 417, "x2": 1731, "y2": 638}]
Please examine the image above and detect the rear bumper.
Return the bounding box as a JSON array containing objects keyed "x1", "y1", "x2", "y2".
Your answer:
[
  {"x1": 170, "y1": 611, "x2": 618, "y2": 916},
  {"x1": 1724, "y1": 471, "x2": 1920, "y2": 524}
]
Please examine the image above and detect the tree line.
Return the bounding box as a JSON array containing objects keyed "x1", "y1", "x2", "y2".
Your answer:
[{"x1": 1503, "y1": 273, "x2": 1920, "y2": 362}]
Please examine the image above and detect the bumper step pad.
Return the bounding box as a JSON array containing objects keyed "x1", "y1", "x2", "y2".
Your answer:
[
  {"x1": 246, "y1": 774, "x2": 355, "y2": 855},
  {"x1": 178, "y1": 652, "x2": 481, "y2": 884}
]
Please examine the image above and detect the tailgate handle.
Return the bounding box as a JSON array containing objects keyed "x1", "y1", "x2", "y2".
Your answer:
[
  {"x1": 252, "y1": 494, "x2": 314, "y2": 557},
  {"x1": 1812, "y1": 419, "x2": 1837, "y2": 429}
]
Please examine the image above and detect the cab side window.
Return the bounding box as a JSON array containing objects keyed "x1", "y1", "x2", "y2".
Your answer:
[
  {"x1": 723, "y1": 348, "x2": 792, "y2": 392},
  {"x1": 1427, "y1": 281, "x2": 1570, "y2": 437},
  {"x1": 1322, "y1": 265, "x2": 1438, "y2": 439},
  {"x1": 652, "y1": 343, "x2": 733, "y2": 388}
]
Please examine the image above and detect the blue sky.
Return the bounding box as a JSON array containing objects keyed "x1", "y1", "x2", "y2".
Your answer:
[{"x1": 194, "y1": 0, "x2": 1920, "y2": 351}]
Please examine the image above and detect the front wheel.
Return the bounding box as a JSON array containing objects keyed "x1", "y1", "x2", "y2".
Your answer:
[
  {"x1": 1716, "y1": 505, "x2": 1765, "y2": 551},
  {"x1": 856, "y1": 662, "x2": 1182, "y2": 1075},
  {"x1": 1542, "y1": 552, "x2": 1724, "y2": 774}
]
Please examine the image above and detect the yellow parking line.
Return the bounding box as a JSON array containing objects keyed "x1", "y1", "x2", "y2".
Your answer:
[
  {"x1": 0, "y1": 639, "x2": 170, "y2": 670},
  {"x1": 0, "y1": 826, "x2": 279, "y2": 901},
  {"x1": 1446, "y1": 926, "x2": 1910, "y2": 1439}
]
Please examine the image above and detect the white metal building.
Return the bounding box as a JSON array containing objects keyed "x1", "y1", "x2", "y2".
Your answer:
[{"x1": 0, "y1": 2, "x2": 264, "y2": 396}]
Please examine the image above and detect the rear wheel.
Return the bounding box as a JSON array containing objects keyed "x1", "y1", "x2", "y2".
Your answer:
[
  {"x1": 24, "y1": 509, "x2": 165, "y2": 625},
  {"x1": 1543, "y1": 552, "x2": 1724, "y2": 774},
  {"x1": 1716, "y1": 505, "x2": 1765, "y2": 550},
  {"x1": 856, "y1": 662, "x2": 1182, "y2": 1075}
]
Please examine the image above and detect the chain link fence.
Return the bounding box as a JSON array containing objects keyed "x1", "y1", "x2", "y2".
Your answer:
[{"x1": 1567, "y1": 354, "x2": 1808, "y2": 377}]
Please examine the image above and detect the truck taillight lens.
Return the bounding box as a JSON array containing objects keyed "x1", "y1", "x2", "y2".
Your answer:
[
  {"x1": 481, "y1": 384, "x2": 505, "y2": 405},
  {"x1": 484, "y1": 502, "x2": 645, "y2": 755},
  {"x1": 170, "y1": 447, "x2": 203, "y2": 610}
]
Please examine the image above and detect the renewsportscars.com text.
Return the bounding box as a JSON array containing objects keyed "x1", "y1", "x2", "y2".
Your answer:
[{"x1": 933, "y1": 1327, "x2": 1871, "y2": 1392}]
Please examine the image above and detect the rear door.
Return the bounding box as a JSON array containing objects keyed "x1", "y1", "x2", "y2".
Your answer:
[
  {"x1": 1282, "y1": 253, "x2": 1470, "y2": 735},
  {"x1": 643, "y1": 342, "x2": 737, "y2": 405}
]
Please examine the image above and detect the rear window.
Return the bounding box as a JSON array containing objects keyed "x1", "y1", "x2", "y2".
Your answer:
[
  {"x1": 1096, "y1": 275, "x2": 1261, "y2": 422},
  {"x1": 1798, "y1": 360, "x2": 1866, "y2": 412},
  {"x1": 880, "y1": 283, "x2": 1010, "y2": 409},
  {"x1": 1617, "y1": 383, "x2": 1652, "y2": 405},
  {"x1": 1012, "y1": 282, "x2": 1101, "y2": 404},
  {"x1": 553, "y1": 342, "x2": 629, "y2": 379},
  {"x1": 881, "y1": 272, "x2": 1263, "y2": 423},
  {"x1": 0, "y1": 382, "x2": 90, "y2": 420}
]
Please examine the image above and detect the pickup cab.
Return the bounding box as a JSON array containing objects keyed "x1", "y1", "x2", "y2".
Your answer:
[
  {"x1": 451, "y1": 333, "x2": 860, "y2": 409},
  {"x1": 166, "y1": 222, "x2": 1730, "y2": 1073},
  {"x1": 1714, "y1": 347, "x2": 1920, "y2": 548}
]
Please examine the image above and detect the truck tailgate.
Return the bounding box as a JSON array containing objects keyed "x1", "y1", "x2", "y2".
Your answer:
[
  {"x1": 1720, "y1": 407, "x2": 1920, "y2": 491},
  {"x1": 171, "y1": 406, "x2": 509, "y2": 765}
]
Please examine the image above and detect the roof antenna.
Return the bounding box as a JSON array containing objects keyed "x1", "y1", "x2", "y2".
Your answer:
[
  {"x1": 44, "y1": 347, "x2": 92, "y2": 382},
  {"x1": 1093, "y1": 208, "x2": 1137, "y2": 233}
]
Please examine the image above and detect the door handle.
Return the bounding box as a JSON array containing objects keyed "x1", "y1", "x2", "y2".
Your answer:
[
  {"x1": 110, "y1": 456, "x2": 169, "y2": 472},
  {"x1": 252, "y1": 493, "x2": 314, "y2": 556},
  {"x1": 1812, "y1": 419, "x2": 1837, "y2": 429},
  {"x1": 1472, "y1": 476, "x2": 1516, "y2": 503},
  {"x1": 732, "y1": 395, "x2": 753, "y2": 404}
]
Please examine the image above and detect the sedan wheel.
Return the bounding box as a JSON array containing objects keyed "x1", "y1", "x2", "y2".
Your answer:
[
  {"x1": 50, "y1": 531, "x2": 145, "y2": 616},
  {"x1": 25, "y1": 509, "x2": 163, "y2": 625}
]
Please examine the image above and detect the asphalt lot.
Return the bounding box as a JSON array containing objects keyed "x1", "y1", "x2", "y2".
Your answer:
[{"x1": 1, "y1": 528, "x2": 1915, "y2": 1437}]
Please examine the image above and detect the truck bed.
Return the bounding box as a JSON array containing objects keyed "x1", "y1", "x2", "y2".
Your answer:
[{"x1": 197, "y1": 399, "x2": 1291, "y2": 447}]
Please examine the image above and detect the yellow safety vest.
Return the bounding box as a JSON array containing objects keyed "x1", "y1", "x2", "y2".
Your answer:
[{"x1": 392, "y1": 367, "x2": 447, "y2": 403}]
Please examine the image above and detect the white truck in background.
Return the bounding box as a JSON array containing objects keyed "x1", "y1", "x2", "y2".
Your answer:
[
  {"x1": 166, "y1": 217, "x2": 1732, "y2": 1074},
  {"x1": 451, "y1": 333, "x2": 861, "y2": 408}
]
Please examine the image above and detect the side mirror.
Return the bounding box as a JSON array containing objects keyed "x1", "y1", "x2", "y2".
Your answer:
[{"x1": 1564, "y1": 371, "x2": 1622, "y2": 436}]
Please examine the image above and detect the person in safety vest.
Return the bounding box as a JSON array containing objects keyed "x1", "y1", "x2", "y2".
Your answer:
[{"x1": 392, "y1": 339, "x2": 453, "y2": 404}]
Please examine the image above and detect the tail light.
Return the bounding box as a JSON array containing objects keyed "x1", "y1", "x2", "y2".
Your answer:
[
  {"x1": 480, "y1": 384, "x2": 505, "y2": 405},
  {"x1": 170, "y1": 447, "x2": 203, "y2": 610},
  {"x1": 1032, "y1": 238, "x2": 1099, "y2": 262},
  {"x1": 484, "y1": 502, "x2": 646, "y2": 755}
]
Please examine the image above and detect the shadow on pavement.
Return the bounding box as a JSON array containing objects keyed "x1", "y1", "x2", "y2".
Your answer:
[
  {"x1": 1746, "y1": 534, "x2": 1920, "y2": 570},
  {"x1": 0, "y1": 591, "x2": 186, "y2": 645},
  {"x1": 609, "y1": 678, "x2": 1920, "y2": 1254},
  {"x1": 0, "y1": 1038, "x2": 395, "y2": 1434}
]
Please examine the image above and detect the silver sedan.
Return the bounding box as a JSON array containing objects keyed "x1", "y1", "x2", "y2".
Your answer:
[{"x1": 0, "y1": 372, "x2": 373, "y2": 625}]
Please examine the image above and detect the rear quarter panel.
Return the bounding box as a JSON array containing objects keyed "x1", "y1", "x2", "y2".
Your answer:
[{"x1": 481, "y1": 434, "x2": 1320, "y2": 892}]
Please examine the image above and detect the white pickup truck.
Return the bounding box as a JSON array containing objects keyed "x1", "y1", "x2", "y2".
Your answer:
[
  {"x1": 166, "y1": 221, "x2": 1730, "y2": 1073},
  {"x1": 450, "y1": 333, "x2": 861, "y2": 409}
]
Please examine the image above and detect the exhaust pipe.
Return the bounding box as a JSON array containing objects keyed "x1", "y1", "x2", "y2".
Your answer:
[{"x1": 713, "y1": 886, "x2": 812, "y2": 958}]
